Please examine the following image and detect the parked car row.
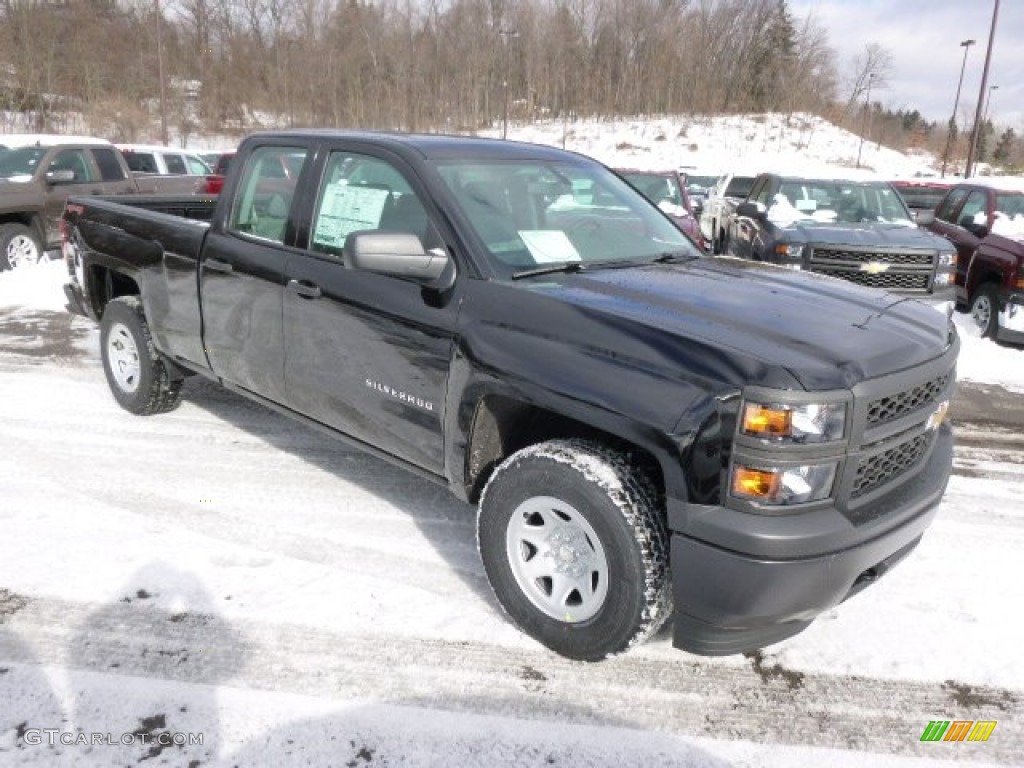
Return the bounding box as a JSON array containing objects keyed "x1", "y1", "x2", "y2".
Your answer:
[{"x1": 0, "y1": 134, "x2": 229, "y2": 270}]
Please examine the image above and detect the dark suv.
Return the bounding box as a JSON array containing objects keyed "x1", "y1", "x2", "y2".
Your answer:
[{"x1": 919, "y1": 179, "x2": 1024, "y2": 342}]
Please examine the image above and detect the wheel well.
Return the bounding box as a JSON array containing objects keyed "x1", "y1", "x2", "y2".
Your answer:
[
  {"x1": 92, "y1": 266, "x2": 141, "y2": 318},
  {"x1": 0, "y1": 212, "x2": 41, "y2": 235},
  {"x1": 465, "y1": 394, "x2": 664, "y2": 504},
  {"x1": 969, "y1": 272, "x2": 1002, "y2": 301}
]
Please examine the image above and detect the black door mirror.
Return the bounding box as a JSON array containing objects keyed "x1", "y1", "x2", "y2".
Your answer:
[
  {"x1": 735, "y1": 201, "x2": 766, "y2": 220},
  {"x1": 344, "y1": 231, "x2": 450, "y2": 283}
]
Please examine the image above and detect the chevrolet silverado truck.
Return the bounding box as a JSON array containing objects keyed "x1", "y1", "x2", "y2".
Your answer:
[
  {"x1": 918, "y1": 178, "x2": 1024, "y2": 343},
  {"x1": 63, "y1": 131, "x2": 958, "y2": 661},
  {"x1": 729, "y1": 173, "x2": 957, "y2": 311},
  {"x1": 0, "y1": 134, "x2": 139, "y2": 270}
]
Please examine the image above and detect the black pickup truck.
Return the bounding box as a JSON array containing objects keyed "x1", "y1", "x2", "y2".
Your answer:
[
  {"x1": 63, "y1": 131, "x2": 958, "y2": 661},
  {"x1": 729, "y1": 173, "x2": 957, "y2": 311}
]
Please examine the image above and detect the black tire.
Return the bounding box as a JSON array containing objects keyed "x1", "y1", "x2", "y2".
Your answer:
[
  {"x1": 969, "y1": 284, "x2": 1000, "y2": 339},
  {"x1": 0, "y1": 222, "x2": 43, "y2": 271},
  {"x1": 99, "y1": 296, "x2": 183, "y2": 415},
  {"x1": 477, "y1": 439, "x2": 672, "y2": 661}
]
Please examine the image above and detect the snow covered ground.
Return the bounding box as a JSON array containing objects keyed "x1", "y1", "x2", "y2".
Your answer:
[{"x1": 2, "y1": 115, "x2": 1023, "y2": 766}]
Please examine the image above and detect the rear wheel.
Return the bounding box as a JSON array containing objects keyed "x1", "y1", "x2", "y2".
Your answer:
[
  {"x1": 0, "y1": 223, "x2": 43, "y2": 270},
  {"x1": 969, "y1": 284, "x2": 1000, "y2": 338},
  {"x1": 100, "y1": 296, "x2": 183, "y2": 415},
  {"x1": 477, "y1": 440, "x2": 672, "y2": 661}
]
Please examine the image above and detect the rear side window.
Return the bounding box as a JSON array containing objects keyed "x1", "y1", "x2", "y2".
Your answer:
[
  {"x1": 91, "y1": 147, "x2": 127, "y2": 181},
  {"x1": 124, "y1": 152, "x2": 158, "y2": 174},
  {"x1": 724, "y1": 176, "x2": 756, "y2": 198},
  {"x1": 229, "y1": 146, "x2": 309, "y2": 244},
  {"x1": 935, "y1": 187, "x2": 968, "y2": 224},
  {"x1": 164, "y1": 154, "x2": 187, "y2": 175}
]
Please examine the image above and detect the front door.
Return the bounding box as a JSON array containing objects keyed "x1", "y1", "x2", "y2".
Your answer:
[{"x1": 282, "y1": 147, "x2": 459, "y2": 473}]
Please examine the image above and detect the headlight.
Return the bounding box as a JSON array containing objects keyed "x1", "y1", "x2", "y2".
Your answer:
[
  {"x1": 741, "y1": 401, "x2": 847, "y2": 443},
  {"x1": 774, "y1": 243, "x2": 804, "y2": 260},
  {"x1": 938, "y1": 250, "x2": 956, "y2": 268},
  {"x1": 731, "y1": 462, "x2": 838, "y2": 505},
  {"x1": 935, "y1": 271, "x2": 954, "y2": 287}
]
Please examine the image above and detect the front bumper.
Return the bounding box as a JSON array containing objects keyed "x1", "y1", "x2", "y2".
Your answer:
[
  {"x1": 668, "y1": 423, "x2": 952, "y2": 656},
  {"x1": 996, "y1": 293, "x2": 1024, "y2": 345}
]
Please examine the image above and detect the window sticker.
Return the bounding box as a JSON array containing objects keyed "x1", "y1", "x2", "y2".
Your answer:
[
  {"x1": 518, "y1": 230, "x2": 581, "y2": 263},
  {"x1": 313, "y1": 183, "x2": 390, "y2": 248}
]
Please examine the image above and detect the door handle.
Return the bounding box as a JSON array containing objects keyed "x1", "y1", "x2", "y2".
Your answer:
[
  {"x1": 287, "y1": 279, "x2": 322, "y2": 299},
  {"x1": 204, "y1": 258, "x2": 233, "y2": 274}
]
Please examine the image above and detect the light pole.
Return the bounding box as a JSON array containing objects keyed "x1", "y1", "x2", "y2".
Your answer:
[
  {"x1": 499, "y1": 28, "x2": 519, "y2": 140},
  {"x1": 855, "y1": 74, "x2": 875, "y2": 169},
  {"x1": 155, "y1": 0, "x2": 168, "y2": 146},
  {"x1": 940, "y1": 38, "x2": 975, "y2": 178},
  {"x1": 965, "y1": 0, "x2": 1000, "y2": 178},
  {"x1": 982, "y1": 84, "x2": 999, "y2": 126}
]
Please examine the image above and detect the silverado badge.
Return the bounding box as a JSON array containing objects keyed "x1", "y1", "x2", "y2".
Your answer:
[{"x1": 926, "y1": 400, "x2": 950, "y2": 431}]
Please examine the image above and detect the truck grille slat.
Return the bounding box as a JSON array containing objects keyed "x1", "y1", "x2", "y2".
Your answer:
[
  {"x1": 852, "y1": 433, "x2": 933, "y2": 499},
  {"x1": 866, "y1": 373, "x2": 950, "y2": 427}
]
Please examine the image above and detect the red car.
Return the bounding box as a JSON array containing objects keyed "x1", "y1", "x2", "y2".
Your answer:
[{"x1": 617, "y1": 168, "x2": 706, "y2": 249}]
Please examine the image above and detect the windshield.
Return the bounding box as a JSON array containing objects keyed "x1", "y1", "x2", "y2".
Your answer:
[
  {"x1": 685, "y1": 175, "x2": 718, "y2": 192},
  {"x1": 0, "y1": 147, "x2": 46, "y2": 178},
  {"x1": 770, "y1": 180, "x2": 914, "y2": 226},
  {"x1": 434, "y1": 159, "x2": 696, "y2": 273}
]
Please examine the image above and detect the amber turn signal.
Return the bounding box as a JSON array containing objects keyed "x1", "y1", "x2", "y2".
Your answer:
[
  {"x1": 731, "y1": 466, "x2": 781, "y2": 500},
  {"x1": 741, "y1": 404, "x2": 792, "y2": 437}
]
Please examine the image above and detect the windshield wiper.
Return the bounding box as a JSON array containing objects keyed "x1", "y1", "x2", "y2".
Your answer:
[
  {"x1": 651, "y1": 250, "x2": 698, "y2": 264},
  {"x1": 511, "y1": 261, "x2": 586, "y2": 280}
]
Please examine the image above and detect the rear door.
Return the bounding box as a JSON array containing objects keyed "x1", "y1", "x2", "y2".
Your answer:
[
  {"x1": 199, "y1": 141, "x2": 313, "y2": 403},
  {"x1": 282, "y1": 144, "x2": 460, "y2": 473}
]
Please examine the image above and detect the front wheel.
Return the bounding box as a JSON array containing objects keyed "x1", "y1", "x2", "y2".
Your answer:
[
  {"x1": 100, "y1": 296, "x2": 183, "y2": 415},
  {"x1": 969, "y1": 284, "x2": 1000, "y2": 339},
  {"x1": 478, "y1": 440, "x2": 672, "y2": 661},
  {"x1": 0, "y1": 223, "x2": 43, "y2": 270}
]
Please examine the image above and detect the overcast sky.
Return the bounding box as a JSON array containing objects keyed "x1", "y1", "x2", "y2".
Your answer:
[{"x1": 789, "y1": 0, "x2": 1023, "y2": 129}]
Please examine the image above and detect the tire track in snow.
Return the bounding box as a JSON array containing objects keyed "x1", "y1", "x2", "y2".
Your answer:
[{"x1": 1, "y1": 595, "x2": 1020, "y2": 763}]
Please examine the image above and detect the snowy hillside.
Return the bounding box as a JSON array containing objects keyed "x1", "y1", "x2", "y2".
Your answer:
[{"x1": 478, "y1": 112, "x2": 939, "y2": 178}]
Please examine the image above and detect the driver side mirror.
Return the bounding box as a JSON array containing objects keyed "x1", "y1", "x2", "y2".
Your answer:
[
  {"x1": 45, "y1": 169, "x2": 76, "y2": 185},
  {"x1": 344, "y1": 231, "x2": 451, "y2": 285},
  {"x1": 915, "y1": 210, "x2": 935, "y2": 226},
  {"x1": 735, "y1": 201, "x2": 766, "y2": 220}
]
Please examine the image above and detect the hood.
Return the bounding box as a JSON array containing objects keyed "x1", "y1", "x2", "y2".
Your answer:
[
  {"x1": 783, "y1": 221, "x2": 951, "y2": 250},
  {"x1": 527, "y1": 256, "x2": 952, "y2": 391}
]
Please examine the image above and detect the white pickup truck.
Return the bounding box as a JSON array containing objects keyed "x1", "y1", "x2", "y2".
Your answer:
[{"x1": 700, "y1": 172, "x2": 757, "y2": 254}]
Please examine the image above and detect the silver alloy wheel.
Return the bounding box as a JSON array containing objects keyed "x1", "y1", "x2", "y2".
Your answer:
[
  {"x1": 505, "y1": 495, "x2": 609, "y2": 622},
  {"x1": 971, "y1": 294, "x2": 993, "y2": 333},
  {"x1": 6, "y1": 234, "x2": 40, "y2": 269},
  {"x1": 106, "y1": 322, "x2": 141, "y2": 393}
]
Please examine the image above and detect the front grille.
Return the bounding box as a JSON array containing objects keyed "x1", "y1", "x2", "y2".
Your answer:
[
  {"x1": 852, "y1": 433, "x2": 933, "y2": 498},
  {"x1": 832, "y1": 271, "x2": 931, "y2": 292},
  {"x1": 867, "y1": 373, "x2": 950, "y2": 426},
  {"x1": 809, "y1": 246, "x2": 935, "y2": 294},
  {"x1": 812, "y1": 248, "x2": 934, "y2": 266}
]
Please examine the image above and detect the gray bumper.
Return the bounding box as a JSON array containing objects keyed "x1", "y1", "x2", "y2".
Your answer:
[{"x1": 668, "y1": 423, "x2": 952, "y2": 656}]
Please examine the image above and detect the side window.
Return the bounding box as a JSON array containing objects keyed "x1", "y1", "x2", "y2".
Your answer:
[
  {"x1": 310, "y1": 151, "x2": 437, "y2": 257},
  {"x1": 750, "y1": 178, "x2": 772, "y2": 206},
  {"x1": 186, "y1": 155, "x2": 209, "y2": 175},
  {"x1": 124, "y1": 152, "x2": 158, "y2": 174},
  {"x1": 91, "y1": 148, "x2": 127, "y2": 181},
  {"x1": 935, "y1": 187, "x2": 968, "y2": 224},
  {"x1": 229, "y1": 145, "x2": 309, "y2": 244},
  {"x1": 164, "y1": 154, "x2": 187, "y2": 175},
  {"x1": 48, "y1": 149, "x2": 96, "y2": 183},
  {"x1": 957, "y1": 190, "x2": 988, "y2": 229}
]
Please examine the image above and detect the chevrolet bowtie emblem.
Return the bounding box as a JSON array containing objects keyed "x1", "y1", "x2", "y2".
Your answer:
[{"x1": 860, "y1": 261, "x2": 890, "y2": 274}]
